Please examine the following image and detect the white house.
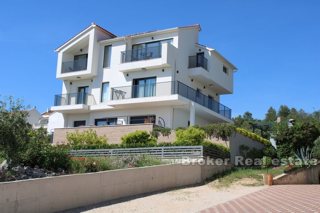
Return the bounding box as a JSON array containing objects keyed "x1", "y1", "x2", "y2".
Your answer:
[{"x1": 51, "y1": 23, "x2": 237, "y2": 129}]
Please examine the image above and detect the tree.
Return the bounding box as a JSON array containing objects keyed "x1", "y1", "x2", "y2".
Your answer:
[
  {"x1": 265, "y1": 107, "x2": 277, "y2": 122},
  {"x1": 278, "y1": 105, "x2": 290, "y2": 119},
  {"x1": 274, "y1": 121, "x2": 320, "y2": 158},
  {"x1": 0, "y1": 97, "x2": 31, "y2": 165}
]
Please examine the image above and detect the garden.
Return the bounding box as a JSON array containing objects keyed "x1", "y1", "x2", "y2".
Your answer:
[{"x1": 1, "y1": 97, "x2": 320, "y2": 183}]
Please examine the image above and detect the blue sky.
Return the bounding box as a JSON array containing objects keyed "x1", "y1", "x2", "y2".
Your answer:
[{"x1": 0, "y1": 0, "x2": 319, "y2": 119}]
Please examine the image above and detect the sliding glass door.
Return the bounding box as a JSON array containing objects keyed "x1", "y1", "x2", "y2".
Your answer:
[
  {"x1": 133, "y1": 77, "x2": 156, "y2": 98},
  {"x1": 77, "y1": 86, "x2": 89, "y2": 104}
]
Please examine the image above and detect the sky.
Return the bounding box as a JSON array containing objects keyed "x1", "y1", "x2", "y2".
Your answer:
[{"x1": 0, "y1": 0, "x2": 319, "y2": 119}]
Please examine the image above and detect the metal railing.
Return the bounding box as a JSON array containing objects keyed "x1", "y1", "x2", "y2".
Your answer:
[
  {"x1": 121, "y1": 46, "x2": 162, "y2": 63},
  {"x1": 111, "y1": 81, "x2": 174, "y2": 100},
  {"x1": 176, "y1": 82, "x2": 232, "y2": 119},
  {"x1": 54, "y1": 92, "x2": 96, "y2": 106},
  {"x1": 69, "y1": 146, "x2": 203, "y2": 159},
  {"x1": 189, "y1": 55, "x2": 208, "y2": 70},
  {"x1": 61, "y1": 59, "x2": 88, "y2": 73}
]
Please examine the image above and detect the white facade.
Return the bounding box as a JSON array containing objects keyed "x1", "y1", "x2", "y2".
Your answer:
[{"x1": 51, "y1": 23, "x2": 237, "y2": 129}]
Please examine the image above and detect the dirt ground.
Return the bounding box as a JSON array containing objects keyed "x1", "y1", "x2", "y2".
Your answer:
[{"x1": 66, "y1": 181, "x2": 265, "y2": 213}]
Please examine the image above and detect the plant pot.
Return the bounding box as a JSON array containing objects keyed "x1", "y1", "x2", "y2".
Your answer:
[{"x1": 263, "y1": 174, "x2": 273, "y2": 186}]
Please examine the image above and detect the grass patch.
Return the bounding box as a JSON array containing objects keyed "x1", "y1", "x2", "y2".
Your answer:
[{"x1": 207, "y1": 167, "x2": 284, "y2": 188}]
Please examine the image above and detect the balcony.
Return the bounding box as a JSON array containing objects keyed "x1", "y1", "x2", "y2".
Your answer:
[
  {"x1": 51, "y1": 92, "x2": 96, "y2": 113},
  {"x1": 61, "y1": 58, "x2": 88, "y2": 73},
  {"x1": 109, "y1": 81, "x2": 231, "y2": 120},
  {"x1": 176, "y1": 82, "x2": 231, "y2": 119},
  {"x1": 189, "y1": 55, "x2": 208, "y2": 70},
  {"x1": 118, "y1": 42, "x2": 175, "y2": 72},
  {"x1": 121, "y1": 46, "x2": 161, "y2": 63},
  {"x1": 188, "y1": 55, "x2": 233, "y2": 94}
]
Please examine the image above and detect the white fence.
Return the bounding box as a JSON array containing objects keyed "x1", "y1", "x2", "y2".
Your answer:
[{"x1": 69, "y1": 146, "x2": 204, "y2": 159}]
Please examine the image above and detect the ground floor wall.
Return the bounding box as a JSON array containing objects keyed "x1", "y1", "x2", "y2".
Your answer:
[
  {"x1": 0, "y1": 163, "x2": 232, "y2": 213},
  {"x1": 61, "y1": 105, "x2": 215, "y2": 130}
]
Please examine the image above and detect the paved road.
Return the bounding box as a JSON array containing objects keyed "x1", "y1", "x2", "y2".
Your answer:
[{"x1": 200, "y1": 185, "x2": 320, "y2": 213}]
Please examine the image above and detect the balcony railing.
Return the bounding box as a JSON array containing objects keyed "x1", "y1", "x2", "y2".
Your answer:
[
  {"x1": 110, "y1": 81, "x2": 231, "y2": 119},
  {"x1": 54, "y1": 93, "x2": 96, "y2": 106},
  {"x1": 111, "y1": 81, "x2": 174, "y2": 100},
  {"x1": 188, "y1": 55, "x2": 208, "y2": 70},
  {"x1": 121, "y1": 46, "x2": 162, "y2": 63},
  {"x1": 61, "y1": 59, "x2": 88, "y2": 73},
  {"x1": 176, "y1": 82, "x2": 231, "y2": 119}
]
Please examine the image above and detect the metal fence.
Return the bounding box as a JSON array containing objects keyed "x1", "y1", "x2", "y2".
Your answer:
[{"x1": 70, "y1": 146, "x2": 204, "y2": 159}]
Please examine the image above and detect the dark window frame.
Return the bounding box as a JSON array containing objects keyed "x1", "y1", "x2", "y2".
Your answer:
[
  {"x1": 129, "y1": 115, "x2": 156, "y2": 125},
  {"x1": 103, "y1": 45, "x2": 112, "y2": 68},
  {"x1": 223, "y1": 65, "x2": 228, "y2": 74},
  {"x1": 94, "y1": 118, "x2": 118, "y2": 126},
  {"x1": 101, "y1": 82, "x2": 110, "y2": 103},
  {"x1": 74, "y1": 120, "x2": 86, "y2": 127}
]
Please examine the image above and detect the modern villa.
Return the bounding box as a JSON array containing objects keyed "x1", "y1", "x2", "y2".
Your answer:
[{"x1": 51, "y1": 23, "x2": 237, "y2": 130}]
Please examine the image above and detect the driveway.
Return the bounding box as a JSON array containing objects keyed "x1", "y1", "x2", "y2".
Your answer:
[{"x1": 200, "y1": 185, "x2": 320, "y2": 213}]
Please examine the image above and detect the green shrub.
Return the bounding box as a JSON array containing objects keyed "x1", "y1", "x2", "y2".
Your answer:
[
  {"x1": 134, "y1": 155, "x2": 162, "y2": 167},
  {"x1": 151, "y1": 126, "x2": 171, "y2": 138},
  {"x1": 202, "y1": 123, "x2": 235, "y2": 140},
  {"x1": 202, "y1": 140, "x2": 230, "y2": 158},
  {"x1": 20, "y1": 128, "x2": 71, "y2": 171},
  {"x1": 312, "y1": 137, "x2": 320, "y2": 158},
  {"x1": 67, "y1": 129, "x2": 108, "y2": 149},
  {"x1": 121, "y1": 131, "x2": 157, "y2": 147},
  {"x1": 175, "y1": 127, "x2": 206, "y2": 145},
  {"x1": 263, "y1": 144, "x2": 277, "y2": 158}
]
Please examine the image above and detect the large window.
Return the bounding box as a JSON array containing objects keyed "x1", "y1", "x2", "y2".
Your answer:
[
  {"x1": 95, "y1": 118, "x2": 117, "y2": 126},
  {"x1": 133, "y1": 77, "x2": 156, "y2": 98},
  {"x1": 101, "y1": 82, "x2": 110, "y2": 102},
  {"x1": 103, "y1": 45, "x2": 112, "y2": 68},
  {"x1": 130, "y1": 115, "x2": 156, "y2": 125}
]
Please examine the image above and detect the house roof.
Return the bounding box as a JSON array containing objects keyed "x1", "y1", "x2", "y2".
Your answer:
[
  {"x1": 100, "y1": 24, "x2": 201, "y2": 44},
  {"x1": 55, "y1": 23, "x2": 117, "y2": 52},
  {"x1": 196, "y1": 43, "x2": 238, "y2": 71}
]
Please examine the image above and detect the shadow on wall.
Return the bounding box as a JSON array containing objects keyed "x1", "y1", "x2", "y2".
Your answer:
[{"x1": 229, "y1": 133, "x2": 265, "y2": 164}]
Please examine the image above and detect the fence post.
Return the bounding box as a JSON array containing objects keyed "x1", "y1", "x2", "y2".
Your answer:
[{"x1": 161, "y1": 147, "x2": 164, "y2": 158}]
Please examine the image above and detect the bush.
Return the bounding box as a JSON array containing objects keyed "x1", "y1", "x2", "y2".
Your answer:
[
  {"x1": 202, "y1": 140, "x2": 230, "y2": 158},
  {"x1": 201, "y1": 123, "x2": 235, "y2": 141},
  {"x1": 70, "y1": 157, "x2": 114, "y2": 173},
  {"x1": 121, "y1": 131, "x2": 157, "y2": 147},
  {"x1": 151, "y1": 126, "x2": 171, "y2": 138},
  {"x1": 175, "y1": 127, "x2": 206, "y2": 145},
  {"x1": 67, "y1": 129, "x2": 108, "y2": 149},
  {"x1": 20, "y1": 128, "x2": 71, "y2": 171},
  {"x1": 312, "y1": 137, "x2": 320, "y2": 158},
  {"x1": 263, "y1": 144, "x2": 277, "y2": 158},
  {"x1": 236, "y1": 128, "x2": 271, "y2": 145}
]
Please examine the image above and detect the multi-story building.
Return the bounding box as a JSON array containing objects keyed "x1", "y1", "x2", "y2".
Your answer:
[{"x1": 51, "y1": 23, "x2": 237, "y2": 129}]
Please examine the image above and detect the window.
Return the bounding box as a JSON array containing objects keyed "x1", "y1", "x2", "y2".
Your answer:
[
  {"x1": 101, "y1": 82, "x2": 110, "y2": 102},
  {"x1": 133, "y1": 77, "x2": 156, "y2": 98},
  {"x1": 73, "y1": 54, "x2": 88, "y2": 71},
  {"x1": 132, "y1": 41, "x2": 161, "y2": 61},
  {"x1": 103, "y1": 45, "x2": 112, "y2": 68},
  {"x1": 74, "y1": 120, "x2": 86, "y2": 127},
  {"x1": 95, "y1": 118, "x2": 117, "y2": 126},
  {"x1": 223, "y1": 66, "x2": 228, "y2": 74},
  {"x1": 130, "y1": 115, "x2": 156, "y2": 124}
]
